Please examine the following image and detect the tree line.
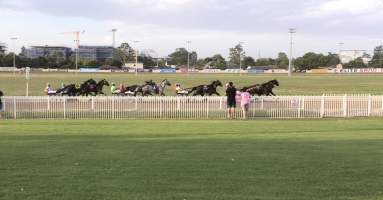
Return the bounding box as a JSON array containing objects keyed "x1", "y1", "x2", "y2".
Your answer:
[{"x1": 1, "y1": 43, "x2": 383, "y2": 70}]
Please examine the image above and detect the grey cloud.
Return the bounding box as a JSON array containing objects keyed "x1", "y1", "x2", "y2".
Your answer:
[{"x1": 1, "y1": 0, "x2": 382, "y2": 37}]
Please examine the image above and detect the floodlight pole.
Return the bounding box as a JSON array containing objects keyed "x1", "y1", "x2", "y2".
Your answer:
[
  {"x1": 239, "y1": 42, "x2": 244, "y2": 75},
  {"x1": 288, "y1": 29, "x2": 296, "y2": 77},
  {"x1": 111, "y1": 29, "x2": 117, "y2": 48},
  {"x1": 338, "y1": 42, "x2": 344, "y2": 64},
  {"x1": 186, "y1": 41, "x2": 192, "y2": 75},
  {"x1": 134, "y1": 40, "x2": 140, "y2": 76},
  {"x1": 10, "y1": 37, "x2": 18, "y2": 75}
]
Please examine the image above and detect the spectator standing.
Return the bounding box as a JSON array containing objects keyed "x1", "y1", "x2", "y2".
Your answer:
[{"x1": 226, "y1": 82, "x2": 237, "y2": 119}]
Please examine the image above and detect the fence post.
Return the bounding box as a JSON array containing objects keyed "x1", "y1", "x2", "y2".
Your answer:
[
  {"x1": 320, "y1": 95, "x2": 325, "y2": 118},
  {"x1": 63, "y1": 97, "x2": 66, "y2": 119},
  {"x1": 91, "y1": 97, "x2": 95, "y2": 110},
  {"x1": 206, "y1": 98, "x2": 209, "y2": 119},
  {"x1": 368, "y1": 94, "x2": 372, "y2": 117},
  {"x1": 47, "y1": 97, "x2": 50, "y2": 111},
  {"x1": 298, "y1": 96, "x2": 302, "y2": 118},
  {"x1": 261, "y1": 97, "x2": 264, "y2": 110},
  {"x1": 13, "y1": 97, "x2": 17, "y2": 119},
  {"x1": 252, "y1": 97, "x2": 256, "y2": 118},
  {"x1": 343, "y1": 94, "x2": 348, "y2": 118},
  {"x1": 112, "y1": 96, "x2": 115, "y2": 119}
]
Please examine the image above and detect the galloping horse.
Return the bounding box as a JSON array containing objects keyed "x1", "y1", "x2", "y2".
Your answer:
[
  {"x1": 189, "y1": 80, "x2": 223, "y2": 96},
  {"x1": 241, "y1": 79, "x2": 279, "y2": 96}
]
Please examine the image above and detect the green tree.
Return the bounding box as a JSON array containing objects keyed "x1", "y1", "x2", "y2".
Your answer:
[
  {"x1": 228, "y1": 43, "x2": 245, "y2": 67},
  {"x1": 370, "y1": 46, "x2": 383, "y2": 68},
  {"x1": 114, "y1": 43, "x2": 135, "y2": 64},
  {"x1": 211, "y1": 54, "x2": 227, "y2": 70},
  {"x1": 275, "y1": 52, "x2": 289, "y2": 69},
  {"x1": 168, "y1": 48, "x2": 197, "y2": 67},
  {"x1": 242, "y1": 56, "x2": 256, "y2": 68},
  {"x1": 343, "y1": 58, "x2": 367, "y2": 68}
]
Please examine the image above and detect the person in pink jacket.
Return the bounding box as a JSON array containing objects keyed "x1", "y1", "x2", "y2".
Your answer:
[{"x1": 240, "y1": 89, "x2": 252, "y2": 119}]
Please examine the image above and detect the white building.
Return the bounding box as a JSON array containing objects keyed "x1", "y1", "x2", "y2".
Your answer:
[{"x1": 339, "y1": 50, "x2": 371, "y2": 64}]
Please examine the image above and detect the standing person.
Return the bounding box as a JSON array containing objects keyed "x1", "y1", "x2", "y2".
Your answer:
[
  {"x1": 240, "y1": 89, "x2": 252, "y2": 119},
  {"x1": 226, "y1": 82, "x2": 237, "y2": 119}
]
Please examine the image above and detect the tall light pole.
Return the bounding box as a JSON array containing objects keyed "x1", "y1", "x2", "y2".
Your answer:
[
  {"x1": 111, "y1": 29, "x2": 117, "y2": 48},
  {"x1": 186, "y1": 41, "x2": 192, "y2": 75},
  {"x1": 10, "y1": 37, "x2": 18, "y2": 75},
  {"x1": 338, "y1": 42, "x2": 344, "y2": 64},
  {"x1": 239, "y1": 42, "x2": 244, "y2": 75},
  {"x1": 288, "y1": 28, "x2": 296, "y2": 77},
  {"x1": 133, "y1": 40, "x2": 140, "y2": 76}
]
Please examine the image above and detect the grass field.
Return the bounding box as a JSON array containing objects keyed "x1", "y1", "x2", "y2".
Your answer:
[
  {"x1": 1, "y1": 119, "x2": 383, "y2": 200},
  {"x1": 1, "y1": 73, "x2": 383, "y2": 96}
]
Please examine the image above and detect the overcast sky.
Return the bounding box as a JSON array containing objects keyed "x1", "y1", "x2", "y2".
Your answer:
[{"x1": 1, "y1": 0, "x2": 383, "y2": 58}]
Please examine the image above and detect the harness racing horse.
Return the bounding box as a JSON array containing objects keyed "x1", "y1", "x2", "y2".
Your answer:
[
  {"x1": 81, "y1": 79, "x2": 110, "y2": 96},
  {"x1": 0, "y1": 90, "x2": 4, "y2": 111},
  {"x1": 242, "y1": 79, "x2": 279, "y2": 96},
  {"x1": 56, "y1": 84, "x2": 81, "y2": 96},
  {"x1": 189, "y1": 80, "x2": 223, "y2": 96},
  {"x1": 157, "y1": 79, "x2": 172, "y2": 96},
  {"x1": 134, "y1": 80, "x2": 157, "y2": 96}
]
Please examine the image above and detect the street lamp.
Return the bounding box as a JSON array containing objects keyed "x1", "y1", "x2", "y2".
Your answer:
[
  {"x1": 288, "y1": 28, "x2": 296, "y2": 77},
  {"x1": 239, "y1": 42, "x2": 244, "y2": 75},
  {"x1": 186, "y1": 41, "x2": 192, "y2": 75},
  {"x1": 133, "y1": 40, "x2": 140, "y2": 76},
  {"x1": 10, "y1": 37, "x2": 18, "y2": 75}
]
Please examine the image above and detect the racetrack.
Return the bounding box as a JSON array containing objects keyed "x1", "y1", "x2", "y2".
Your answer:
[
  {"x1": 1, "y1": 73, "x2": 383, "y2": 96},
  {"x1": 1, "y1": 119, "x2": 383, "y2": 200}
]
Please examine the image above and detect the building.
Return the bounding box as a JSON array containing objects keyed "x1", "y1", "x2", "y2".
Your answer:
[
  {"x1": 22, "y1": 46, "x2": 72, "y2": 59},
  {"x1": 0, "y1": 43, "x2": 6, "y2": 54},
  {"x1": 79, "y1": 46, "x2": 113, "y2": 62},
  {"x1": 339, "y1": 50, "x2": 371, "y2": 64}
]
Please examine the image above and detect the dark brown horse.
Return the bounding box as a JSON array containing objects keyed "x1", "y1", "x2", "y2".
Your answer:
[
  {"x1": 241, "y1": 79, "x2": 279, "y2": 96},
  {"x1": 189, "y1": 80, "x2": 223, "y2": 96}
]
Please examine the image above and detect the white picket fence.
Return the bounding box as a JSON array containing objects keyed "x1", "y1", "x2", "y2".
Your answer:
[{"x1": 1, "y1": 95, "x2": 383, "y2": 120}]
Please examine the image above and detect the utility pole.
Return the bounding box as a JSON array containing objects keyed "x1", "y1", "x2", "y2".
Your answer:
[
  {"x1": 288, "y1": 28, "x2": 296, "y2": 77},
  {"x1": 10, "y1": 37, "x2": 18, "y2": 75},
  {"x1": 186, "y1": 41, "x2": 192, "y2": 75}
]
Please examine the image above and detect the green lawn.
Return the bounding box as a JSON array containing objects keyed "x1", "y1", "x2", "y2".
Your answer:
[
  {"x1": 1, "y1": 73, "x2": 383, "y2": 96},
  {"x1": 1, "y1": 119, "x2": 383, "y2": 199}
]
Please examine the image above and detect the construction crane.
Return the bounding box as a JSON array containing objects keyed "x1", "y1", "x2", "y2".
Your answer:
[{"x1": 61, "y1": 30, "x2": 85, "y2": 71}]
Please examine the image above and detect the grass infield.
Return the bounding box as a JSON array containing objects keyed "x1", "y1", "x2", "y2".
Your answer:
[{"x1": 1, "y1": 119, "x2": 383, "y2": 199}]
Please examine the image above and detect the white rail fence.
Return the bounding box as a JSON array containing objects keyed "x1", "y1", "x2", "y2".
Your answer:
[{"x1": 1, "y1": 95, "x2": 383, "y2": 119}]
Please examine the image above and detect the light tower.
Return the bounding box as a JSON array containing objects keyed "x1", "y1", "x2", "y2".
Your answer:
[
  {"x1": 111, "y1": 29, "x2": 117, "y2": 48},
  {"x1": 133, "y1": 40, "x2": 140, "y2": 76},
  {"x1": 61, "y1": 30, "x2": 85, "y2": 71},
  {"x1": 288, "y1": 28, "x2": 296, "y2": 77},
  {"x1": 10, "y1": 37, "x2": 18, "y2": 75},
  {"x1": 186, "y1": 41, "x2": 192, "y2": 75},
  {"x1": 239, "y1": 42, "x2": 244, "y2": 75}
]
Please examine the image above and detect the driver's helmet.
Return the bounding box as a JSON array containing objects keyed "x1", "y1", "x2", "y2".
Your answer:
[
  {"x1": 111, "y1": 82, "x2": 115, "y2": 86},
  {"x1": 176, "y1": 83, "x2": 181, "y2": 87}
]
